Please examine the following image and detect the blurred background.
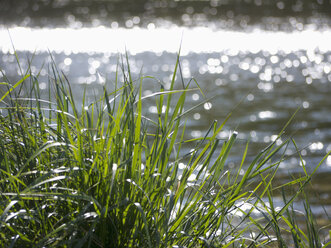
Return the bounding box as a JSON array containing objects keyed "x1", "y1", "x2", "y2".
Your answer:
[
  {"x1": 0, "y1": 0, "x2": 330, "y2": 29},
  {"x1": 0, "y1": 0, "x2": 331, "y2": 224}
]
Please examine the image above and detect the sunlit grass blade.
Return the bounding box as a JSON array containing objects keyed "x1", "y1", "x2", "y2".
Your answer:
[{"x1": 0, "y1": 74, "x2": 30, "y2": 102}]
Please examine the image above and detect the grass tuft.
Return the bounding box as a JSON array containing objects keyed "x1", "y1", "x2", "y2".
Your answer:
[{"x1": 0, "y1": 53, "x2": 330, "y2": 247}]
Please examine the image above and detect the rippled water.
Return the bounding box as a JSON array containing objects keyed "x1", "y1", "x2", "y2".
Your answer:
[{"x1": 0, "y1": 0, "x2": 331, "y2": 218}]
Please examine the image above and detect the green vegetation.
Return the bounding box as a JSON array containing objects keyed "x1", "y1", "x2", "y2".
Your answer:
[{"x1": 0, "y1": 54, "x2": 330, "y2": 247}]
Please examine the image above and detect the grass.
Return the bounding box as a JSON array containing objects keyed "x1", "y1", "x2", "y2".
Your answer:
[{"x1": 0, "y1": 52, "x2": 331, "y2": 247}]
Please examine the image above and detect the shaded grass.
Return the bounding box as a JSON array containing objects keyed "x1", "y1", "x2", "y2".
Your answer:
[{"x1": 0, "y1": 53, "x2": 330, "y2": 247}]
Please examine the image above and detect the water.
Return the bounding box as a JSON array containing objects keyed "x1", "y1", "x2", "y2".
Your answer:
[{"x1": 0, "y1": 0, "x2": 331, "y2": 222}]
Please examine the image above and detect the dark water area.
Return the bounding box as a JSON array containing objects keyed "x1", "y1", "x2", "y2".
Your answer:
[
  {"x1": 0, "y1": 0, "x2": 330, "y2": 31},
  {"x1": 1, "y1": 0, "x2": 331, "y2": 224}
]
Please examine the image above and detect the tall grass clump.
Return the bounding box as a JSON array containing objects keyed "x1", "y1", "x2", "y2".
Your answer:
[{"x1": 0, "y1": 53, "x2": 330, "y2": 247}]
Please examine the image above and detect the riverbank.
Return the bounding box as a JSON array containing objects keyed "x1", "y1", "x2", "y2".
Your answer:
[{"x1": 0, "y1": 55, "x2": 330, "y2": 247}]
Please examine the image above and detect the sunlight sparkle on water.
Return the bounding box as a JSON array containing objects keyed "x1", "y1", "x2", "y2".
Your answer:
[
  {"x1": 327, "y1": 156, "x2": 331, "y2": 167},
  {"x1": 1, "y1": 27, "x2": 331, "y2": 54},
  {"x1": 258, "y1": 111, "x2": 276, "y2": 119}
]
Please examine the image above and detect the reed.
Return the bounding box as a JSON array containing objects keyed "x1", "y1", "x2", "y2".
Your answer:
[{"x1": 0, "y1": 53, "x2": 330, "y2": 247}]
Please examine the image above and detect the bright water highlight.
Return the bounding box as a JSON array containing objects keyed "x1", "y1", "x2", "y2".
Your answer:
[{"x1": 1, "y1": 26, "x2": 331, "y2": 54}]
